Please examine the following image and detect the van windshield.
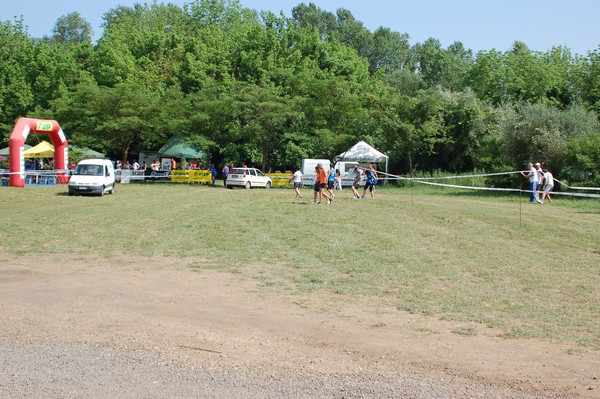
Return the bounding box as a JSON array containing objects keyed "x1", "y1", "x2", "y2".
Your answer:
[{"x1": 74, "y1": 165, "x2": 103, "y2": 176}]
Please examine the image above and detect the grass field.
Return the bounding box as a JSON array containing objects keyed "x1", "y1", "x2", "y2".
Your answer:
[{"x1": 1, "y1": 182, "x2": 599, "y2": 349}]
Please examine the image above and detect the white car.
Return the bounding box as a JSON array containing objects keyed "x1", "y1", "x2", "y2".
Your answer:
[{"x1": 226, "y1": 167, "x2": 272, "y2": 189}]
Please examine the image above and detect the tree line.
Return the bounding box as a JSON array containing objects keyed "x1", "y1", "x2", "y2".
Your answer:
[{"x1": 1, "y1": 0, "x2": 599, "y2": 185}]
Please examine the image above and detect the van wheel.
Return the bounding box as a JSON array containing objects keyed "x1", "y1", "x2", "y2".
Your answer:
[{"x1": 100, "y1": 185, "x2": 105, "y2": 196}]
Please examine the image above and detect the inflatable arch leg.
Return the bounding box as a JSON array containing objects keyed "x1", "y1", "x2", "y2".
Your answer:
[{"x1": 8, "y1": 118, "x2": 69, "y2": 187}]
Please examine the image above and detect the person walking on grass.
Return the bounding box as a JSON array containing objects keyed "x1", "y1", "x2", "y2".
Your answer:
[
  {"x1": 521, "y1": 162, "x2": 542, "y2": 203},
  {"x1": 535, "y1": 162, "x2": 545, "y2": 201},
  {"x1": 290, "y1": 166, "x2": 304, "y2": 199},
  {"x1": 334, "y1": 168, "x2": 342, "y2": 191},
  {"x1": 351, "y1": 166, "x2": 363, "y2": 198},
  {"x1": 542, "y1": 168, "x2": 554, "y2": 204},
  {"x1": 361, "y1": 164, "x2": 378, "y2": 199},
  {"x1": 326, "y1": 162, "x2": 336, "y2": 199},
  {"x1": 313, "y1": 164, "x2": 332, "y2": 204}
]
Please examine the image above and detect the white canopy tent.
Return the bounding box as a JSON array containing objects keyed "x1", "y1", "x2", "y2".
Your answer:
[{"x1": 334, "y1": 140, "x2": 389, "y2": 175}]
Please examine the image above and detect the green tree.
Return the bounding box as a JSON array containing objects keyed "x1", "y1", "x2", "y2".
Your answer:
[
  {"x1": 564, "y1": 132, "x2": 600, "y2": 186},
  {"x1": 53, "y1": 81, "x2": 161, "y2": 162},
  {"x1": 235, "y1": 83, "x2": 299, "y2": 169},
  {"x1": 334, "y1": 8, "x2": 373, "y2": 59},
  {"x1": 51, "y1": 12, "x2": 93, "y2": 45},
  {"x1": 94, "y1": 2, "x2": 188, "y2": 88},
  {"x1": 576, "y1": 47, "x2": 600, "y2": 114},
  {"x1": 368, "y1": 27, "x2": 413, "y2": 75},
  {"x1": 30, "y1": 40, "x2": 94, "y2": 111},
  {"x1": 543, "y1": 46, "x2": 578, "y2": 107},
  {"x1": 374, "y1": 88, "x2": 448, "y2": 174},
  {"x1": 414, "y1": 38, "x2": 445, "y2": 89},
  {"x1": 291, "y1": 3, "x2": 336, "y2": 39},
  {"x1": 433, "y1": 89, "x2": 489, "y2": 172},
  {"x1": 467, "y1": 49, "x2": 508, "y2": 105},
  {"x1": 497, "y1": 103, "x2": 599, "y2": 170},
  {"x1": 186, "y1": 0, "x2": 252, "y2": 31},
  {"x1": 504, "y1": 41, "x2": 554, "y2": 104},
  {"x1": 0, "y1": 19, "x2": 36, "y2": 138},
  {"x1": 441, "y1": 41, "x2": 473, "y2": 91}
]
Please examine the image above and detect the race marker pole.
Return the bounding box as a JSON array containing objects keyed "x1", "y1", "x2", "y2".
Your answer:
[{"x1": 519, "y1": 189, "x2": 522, "y2": 228}]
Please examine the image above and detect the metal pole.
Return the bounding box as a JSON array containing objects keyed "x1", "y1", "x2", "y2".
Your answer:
[{"x1": 519, "y1": 189, "x2": 522, "y2": 227}]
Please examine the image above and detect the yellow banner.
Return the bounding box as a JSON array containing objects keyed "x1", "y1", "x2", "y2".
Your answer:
[
  {"x1": 171, "y1": 170, "x2": 189, "y2": 183},
  {"x1": 171, "y1": 169, "x2": 212, "y2": 183},
  {"x1": 35, "y1": 120, "x2": 54, "y2": 131},
  {"x1": 189, "y1": 170, "x2": 212, "y2": 183},
  {"x1": 267, "y1": 172, "x2": 293, "y2": 188}
]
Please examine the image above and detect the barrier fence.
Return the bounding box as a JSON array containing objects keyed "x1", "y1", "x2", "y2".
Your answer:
[{"x1": 2, "y1": 168, "x2": 599, "y2": 199}]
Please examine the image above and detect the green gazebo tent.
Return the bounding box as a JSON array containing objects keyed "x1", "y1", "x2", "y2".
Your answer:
[{"x1": 158, "y1": 135, "x2": 206, "y2": 160}]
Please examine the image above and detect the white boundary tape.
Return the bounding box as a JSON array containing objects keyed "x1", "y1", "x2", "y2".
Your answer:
[
  {"x1": 553, "y1": 178, "x2": 600, "y2": 191},
  {"x1": 3, "y1": 168, "x2": 599, "y2": 198},
  {"x1": 377, "y1": 171, "x2": 600, "y2": 199}
]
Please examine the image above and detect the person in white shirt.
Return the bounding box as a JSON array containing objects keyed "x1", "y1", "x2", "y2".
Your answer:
[
  {"x1": 521, "y1": 162, "x2": 542, "y2": 203},
  {"x1": 290, "y1": 167, "x2": 304, "y2": 199},
  {"x1": 542, "y1": 168, "x2": 554, "y2": 204},
  {"x1": 535, "y1": 162, "x2": 544, "y2": 200}
]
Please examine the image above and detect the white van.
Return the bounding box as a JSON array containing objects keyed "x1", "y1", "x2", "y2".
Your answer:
[
  {"x1": 301, "y1": 158, "x2": 358, "y2": 187},
  {"x1": 68, "y1": 159, "x2": 115, "y2": 196}
]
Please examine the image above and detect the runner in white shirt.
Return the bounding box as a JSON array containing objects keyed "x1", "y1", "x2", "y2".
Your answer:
[
  {"x1": 290, "y1": 168, "x2": 304, "y2": 199},
  {"x1": 541, "y1": 169, "x2": 554, "y2": 204}
]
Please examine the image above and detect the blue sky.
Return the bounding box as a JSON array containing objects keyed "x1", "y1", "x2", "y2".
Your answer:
[{"x1": 2, "y1": 0, "x2": 598, "y2": 55}]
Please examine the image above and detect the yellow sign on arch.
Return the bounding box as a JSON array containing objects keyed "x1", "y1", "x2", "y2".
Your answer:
[{"x1": 35, "y1": 120, "x2": 54, "y2": 131}]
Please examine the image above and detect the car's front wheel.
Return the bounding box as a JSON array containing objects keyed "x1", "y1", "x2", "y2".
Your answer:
[{"x1": 265, "y1": 181, "x2": 271, "y2": 189}]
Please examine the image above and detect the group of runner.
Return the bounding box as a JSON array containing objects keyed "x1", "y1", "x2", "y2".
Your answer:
[{"x1": 290, "y1": 163, "x2": 379, "y2": 204}]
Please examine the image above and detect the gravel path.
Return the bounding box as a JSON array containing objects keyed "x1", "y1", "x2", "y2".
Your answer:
[{"x1": 0, "y1": 341, "x2": 551, "y2": 399}]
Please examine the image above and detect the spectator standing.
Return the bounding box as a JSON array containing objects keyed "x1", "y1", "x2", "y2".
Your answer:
[
  {"x1": 222, "y1": 163, "x2": 229, "y2": 187},
  {"x1": 208, "y1": 164, "x2": 217, "y2": 186},
  {"x1": 521, "y1": 162, "x2": 542, "y2": 203},
  {"x1": 542, "y1": 168, "x2": 554, "y2": 204},
  {"x1": 132, "y1": 160, "x2": 140, "y2": 171}
]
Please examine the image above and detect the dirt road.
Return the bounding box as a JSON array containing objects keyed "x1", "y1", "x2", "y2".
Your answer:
[{"x1": 0, "y1": 253, "x2": 598, "y2": 398}]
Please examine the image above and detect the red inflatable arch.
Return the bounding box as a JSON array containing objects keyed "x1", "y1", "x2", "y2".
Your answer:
[{"x1": 8, "y1": 118, "x2": 69, "y2": 187}]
